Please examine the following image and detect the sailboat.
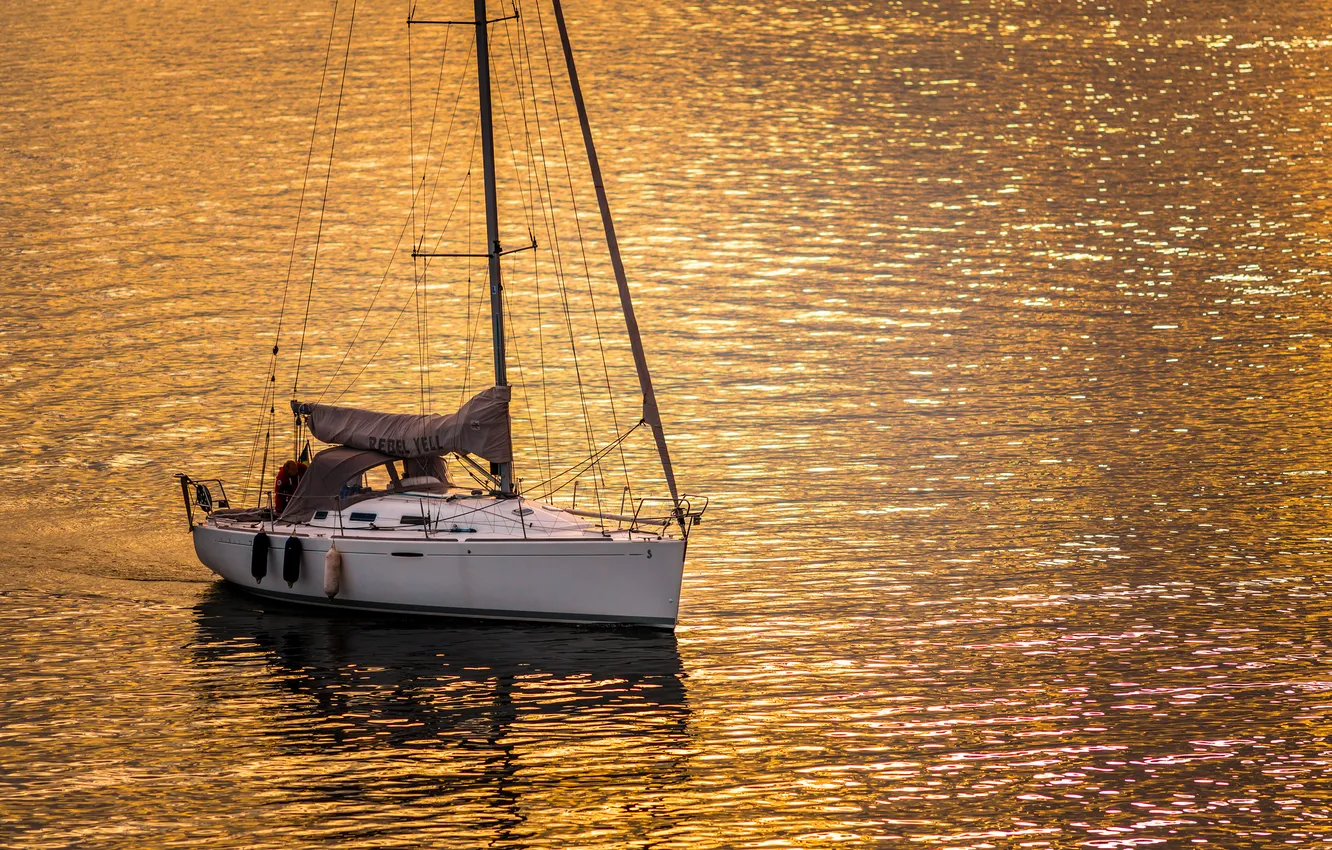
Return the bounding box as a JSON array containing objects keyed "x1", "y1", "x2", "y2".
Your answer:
[{"x1": 175, "y1": 0, "x2": 705, "y2": 629}]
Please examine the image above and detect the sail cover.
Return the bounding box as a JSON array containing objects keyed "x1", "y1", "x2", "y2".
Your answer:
[{"x1": 299, "y1": 385, "x2": 512, "y2": 462}]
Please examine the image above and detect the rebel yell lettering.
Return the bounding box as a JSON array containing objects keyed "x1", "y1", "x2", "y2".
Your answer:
[
  {"x1": 360, "y1": 432, "x2": 447, "y2": 456},
  {"x1": 410, "y1": 433, "x2": 445, "y2": 455}
]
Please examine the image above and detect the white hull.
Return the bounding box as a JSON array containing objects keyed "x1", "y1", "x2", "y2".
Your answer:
[{"x1": 192, "y1": 524, "x2": 685, "y2": 629}]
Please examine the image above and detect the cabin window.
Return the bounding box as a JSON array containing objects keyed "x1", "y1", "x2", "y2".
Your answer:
[
  {"x1": 313, "y1": 511, "x2": 328, "y2": 520},
  {"x1": 348, "y1": 512, "x2": 377, "y2": 523},
  {"x1": 362, "y1": 465, "x2": 393, "y2": 492},
  {"x1": 400, "y1": 515, "x2": 428, "y2": 526}
]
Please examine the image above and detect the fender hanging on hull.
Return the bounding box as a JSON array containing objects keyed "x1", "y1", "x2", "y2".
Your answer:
[
  {"x1": 283, "y1": 536, "x2": 302, "y2": 587},
  {"x1": 251, "y1": 532, "x2": 270, "y2": 583},
  {"x1": 324, "y1": 544, "x2": 342, "y2": 599}
]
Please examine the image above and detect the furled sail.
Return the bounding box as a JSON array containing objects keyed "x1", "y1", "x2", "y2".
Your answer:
[{"x1": 294, "y1": 385, "x2": 512, "y2": 462}]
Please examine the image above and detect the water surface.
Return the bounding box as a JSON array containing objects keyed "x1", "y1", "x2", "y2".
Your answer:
[{"x1": 4, "y1": 0, "x2": 1332, "y2": 845}]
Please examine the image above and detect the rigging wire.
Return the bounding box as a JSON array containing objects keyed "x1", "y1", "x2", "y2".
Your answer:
[
  {"x1": 330, "y1": 286, "x2": 424, "y2": 404},
  {"x1": 502, "y1": 251, "x2": 546, "y2": 489},
  {"x1": 315, "y1": 201, "x2": 420, "y2": 405},
  {"x1": 244, "y1": 0, "x2": 343, "y2": 506},
  {"x1": 411, "y1": 23, "x2": 458, "y2": 417},
  {"x1": 526, "y1": 0, "x2": 607, "y2": 516},
  {"x1": 408, "y1": 0, "x2": 422, "y2": 416},
  {"x1": 530, "y1": 0, "x2": 633, "y2": 506},
  {"x1": 528, "y1": 245, "x2": 553, "y2": 489},
  {"x1": 292, "y1": 0, "x2": 360, "y2": 401},
  {"x1": 319, "y1": 32, "x2": 474, "y2": 407},
  {"x1": 417, "y1": 32, "x2": 476, "y2": 244},
  {"x1": 490, "y1": 16, "x2": 549, "y2": 486},
  {"x1": 511, "y1": 4, "x2": 555, "y2": 491},
  {"x1": 492, "y1": 25, "x2": 536, "y2": 239},
  {"x1": 462, "y1": 133, "x2": 475, "y2": 403},
  {"x1": 407, "y1": 2, "x2": 416, "y2": 267},
  {"x1": 520, "y1": 421, "x2": 644, "y2": 501},
  {"x1": 524, "y1": 13, "x2": 589, "y2": 503},
  {"x1": 330, "y1": 124, "x2": 482, "y2": 407}
]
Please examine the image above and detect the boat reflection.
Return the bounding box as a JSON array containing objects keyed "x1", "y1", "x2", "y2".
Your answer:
[
  {"x1": 193, "y1": 581, "x2": 688, "y2": 741},
  {"x1": 190, "y1": 584, "x2": 693, "y2": 840}
]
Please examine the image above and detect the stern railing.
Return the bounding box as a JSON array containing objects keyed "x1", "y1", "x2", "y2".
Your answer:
[{"x1": 173, "y1": 474, "x2": 231, "y2": 529}]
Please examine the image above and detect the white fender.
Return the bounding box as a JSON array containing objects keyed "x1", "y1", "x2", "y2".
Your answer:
[{"x1": 323, "y1": 543, "x2": 342, "y2": 599}]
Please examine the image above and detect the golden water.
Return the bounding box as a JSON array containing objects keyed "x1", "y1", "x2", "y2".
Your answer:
[{"x1": 5, "y1": 0, "x2": 1332, "y2": 845}]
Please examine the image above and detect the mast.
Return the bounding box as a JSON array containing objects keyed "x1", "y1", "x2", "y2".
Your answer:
[
  {"x1": 475, "y1": 0, "x2": 513, "y2": 494},
  {"x1": 551, "y1": 0, "x2": 683, "y2": 515}
]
